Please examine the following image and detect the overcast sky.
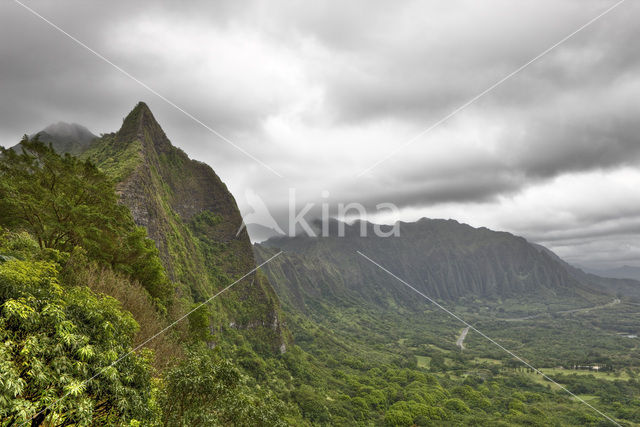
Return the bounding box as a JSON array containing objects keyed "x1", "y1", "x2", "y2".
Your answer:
[{"x1": 1, "y1": 0, "x2": 639, "y2": 269}]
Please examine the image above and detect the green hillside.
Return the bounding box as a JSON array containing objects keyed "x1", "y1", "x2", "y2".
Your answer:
[
  {"x1": 255, "y1": 219, "x2": 640, "y2": 426},
  {"x1": 0, "y1": 136, "x2": 291, "y2": 424},
  {"x1": 80, "y1": 102, "x2": 288, "y2": 353},
  {"x1": 256, "y1": 218, "x2": 612, "y2": 313}
]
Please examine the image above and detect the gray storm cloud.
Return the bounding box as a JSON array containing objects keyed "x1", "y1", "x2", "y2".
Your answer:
[{"x1": 1, "y1": 0, "x2": 639, "y2": 268}]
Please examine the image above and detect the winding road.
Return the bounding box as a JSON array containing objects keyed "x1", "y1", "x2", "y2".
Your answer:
[
  {"x1": 497, "y1": 298, "x2": 620, "y2": 322},
  {"x1": 452, "y1": 299, "x2": 621, "y2": 351},
  {"x1": 456, "y1": 327, "x2": 470, "y2": 351}
]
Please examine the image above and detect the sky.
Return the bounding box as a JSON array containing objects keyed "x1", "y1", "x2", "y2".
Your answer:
[{"x1": 1, "y1": 0, "x2": 639, "y2": 269}]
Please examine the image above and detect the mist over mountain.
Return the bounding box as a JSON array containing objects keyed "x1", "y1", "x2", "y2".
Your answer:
[
  {"x1": 244, "y1": 222, "x2": 286, "y2": 243},
  {"x1": 10, "y1": 121, "x2": 98, "y2": 155}
]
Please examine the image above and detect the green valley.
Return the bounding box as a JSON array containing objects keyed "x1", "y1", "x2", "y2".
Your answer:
[{"x1": 255, "y1": 220, "x2": 640, "y2": 425}]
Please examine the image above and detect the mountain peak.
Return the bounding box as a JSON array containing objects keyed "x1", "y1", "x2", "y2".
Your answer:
[
  {"x1": 9, "y1": 121, "x2": 97, "y2": 155},
  {"x1": 79, "y1": 101, "x2": 289, "y2": 352},
  {"x1": 121, "y1": 101, "x2": 156, "y2": 126},
  {"x1": 129, "y1": 101, "x2": 153, "y2": 119},
  {"x1": 119, "y1": 101, "x2": 160, "y2": 134},
  {"x1": 118, "y1": 101, "x2": 171, "y2": 149},
  {"x1": 39, "y1": 122, "x2": 96, "y2": 141}
]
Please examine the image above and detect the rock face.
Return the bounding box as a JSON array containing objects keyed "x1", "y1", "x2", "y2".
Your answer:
[
  {"x1": 255, "y1": 218, "x2": 614, "y2": 312},
  {"x1": 81, "y1": 102, "x2": 288, "y2": 353}
]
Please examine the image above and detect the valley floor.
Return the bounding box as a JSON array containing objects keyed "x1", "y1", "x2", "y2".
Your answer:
[{"x1": 281, "y1": 294, "x2": 640, "y2": 426}]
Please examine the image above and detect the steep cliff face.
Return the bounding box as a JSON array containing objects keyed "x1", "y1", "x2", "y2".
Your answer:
[
  {"x1": 81, "y1": 102, "x2": 287, "y2": 353},
  {"x1": 255, "y1": 218, "x2": 606, "y2": 312}
]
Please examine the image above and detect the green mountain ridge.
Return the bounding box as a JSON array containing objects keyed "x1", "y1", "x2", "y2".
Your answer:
[
  {"x1": 252, "y1": 220, "x2": 640, "y2": 426},
  {"x1": 38, "y1": 102, "x2": 288, "y2": 353},
  {"x1": 255, "y1": 218, "x2": 631, "y2": 314},
  {"x1": 0, "y1": 130, "x2": 296, "y2": 424}
]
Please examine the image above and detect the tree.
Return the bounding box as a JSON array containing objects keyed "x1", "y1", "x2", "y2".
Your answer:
[
  {"x1": 383, "y1": 409, "x2": 414, "y2": 426},
  {"x1": 0, "y1": 258, "x2": 155, "y2": 425},
  {"x1": 159, "y1": 346, "x2": 287, "y2": 426},
  {"x1": 0, "y1": 137, "x2": 171, "y2": 306},
  {"x1": 291, "y1": 384, "x2": 331, "y2": 423}
]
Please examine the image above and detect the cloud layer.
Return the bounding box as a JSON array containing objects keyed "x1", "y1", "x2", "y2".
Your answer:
[{"x1": 1, "y1": 0, "x2": 639, "y2": 268}]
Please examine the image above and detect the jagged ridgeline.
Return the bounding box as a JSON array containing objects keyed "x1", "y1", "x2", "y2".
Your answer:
[
  {"x1": 31, "y1": 102, "x2": 288, "y2": 353},
  {"x1": 255, "y1": 218, "x2": 624, "y2": 313}
]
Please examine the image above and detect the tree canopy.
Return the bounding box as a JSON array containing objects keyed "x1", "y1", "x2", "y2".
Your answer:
[
  {"x1": 0, "y1": 256, "x2": 154, "y2": 425},
  {"x1": 0, "y1": 137, "x2": 171, "y2": 306}
]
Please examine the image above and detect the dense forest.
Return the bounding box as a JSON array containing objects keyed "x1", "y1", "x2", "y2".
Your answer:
[
  {"x1": 1, "y1": 108, "x2": 639, "y2": 426},
  {"x1": 0, "y1": 139, "x2": 287, "y2": 425}
]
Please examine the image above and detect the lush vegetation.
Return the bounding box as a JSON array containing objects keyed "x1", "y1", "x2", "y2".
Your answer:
[
  {"x1": 258, "y1": 296, "x2": 640, "y2": 426},
  {"x1": 0, "y1": 141, "x2": 293, "y2": 425},
  {"x1": 2, "y1": 121, "x2": 638, "y2": 425},
  {"x1": 0, "y1": 251, "x2": 154, "y2": 425},
  {"x1": 80, "y1": 102, "x2": 288, "y2": 355},
  {"x1": 256, "y1": 244, "x2": 640, "y2": 426},
  {"x1": 0, "y1": 138, "x2": 171, "y2": 308},
  {"x1": 0, "y1": 229, "x2": 297, "y2": 425}
]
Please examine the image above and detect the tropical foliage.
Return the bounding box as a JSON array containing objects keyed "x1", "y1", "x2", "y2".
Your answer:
[
  {"x1": 0, "y1": 138, "x2": 171, "y2": 307},
  {"x1": 0, "y1": 253, "x2": 154, "y2": 425},
  {"x1": 2, "y1": 126, "x2": 638, "y2": 426}
]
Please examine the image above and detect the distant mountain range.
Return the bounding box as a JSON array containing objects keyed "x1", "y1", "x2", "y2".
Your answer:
[
  {"x1": 582, "y1": 265, "x2": 640, "y2": 282},
  {"x1": 255, "y1": 218, "x2": 640, "y2": 314}
]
